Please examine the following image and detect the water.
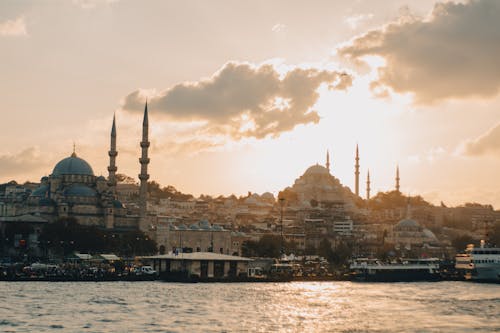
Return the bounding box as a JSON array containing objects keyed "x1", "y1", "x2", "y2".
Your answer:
[{"x1": 0, "y1": 281, "x2": 498, "y2": 332}]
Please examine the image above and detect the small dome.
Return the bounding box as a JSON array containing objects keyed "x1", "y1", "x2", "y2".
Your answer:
[
  {"x1": 52, "y1": 154, "x2": 94, "y2": 176},
  {"x1": 64, "y1": 185, "x2": 97, "y2": 197},
  {"x1": 189, "y1": 224, "x2": 200, "y2": 230},
  {"x1": 423, "y1": 228, "x2": 438, "y2": 241},
  {"x1": 199, "y1": 220, "x2": 211, "y2": 230},
  {"x1": 261, "y1": 192, "x2": 275, "y2": 201},
  {"x1": 396, "y1": 218, "x2": 420, "y2": 228},
  {"x1": 31, "y1": 185, "x2": 49, "y2": 197},
  {"x1": 212, "y1": 224, "x2": 223, "y2": 231},
  {"x1": 304, "y1": 164, "x2": 329, "y2": 176},
  {"x1": 113, "y1": 200, "x2": 124, "y2": 208}
]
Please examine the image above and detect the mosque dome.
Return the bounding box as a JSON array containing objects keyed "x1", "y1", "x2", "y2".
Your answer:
[
  {"x1": 422, "y1": 228, "x2": 438, "y2": 242},
  {"x1": 64, "y1": 185, "x2": 97, "y2": 197},
  {"x1": 304, "y1": 164, "x2": 329, "y2": 176},
  {"x1": 52, "y1": 153, "x2": 94, "y2": 176},
  {"x1": 113, "y1": 200, "x2": 124, "y2": 208},
  {"x1": 31, "y1": 184, "x2": 49, "y2": 197},
  {"x1": 396, "y1": 218, "x2": 420, "y2": 229}
]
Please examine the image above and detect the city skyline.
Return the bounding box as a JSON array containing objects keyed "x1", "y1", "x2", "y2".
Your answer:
[{"x1": 1, "y1": 0, "x2": 499, "y2": 208}]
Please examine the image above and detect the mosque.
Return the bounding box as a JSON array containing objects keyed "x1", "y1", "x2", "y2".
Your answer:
[{"x1": 7, "y1": 103, "x2": 152, "y2": 232}]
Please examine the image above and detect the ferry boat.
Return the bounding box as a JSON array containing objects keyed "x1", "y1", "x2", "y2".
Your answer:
[
  {"x1": 467, "y1": 241, "x2": 500, "y2": 283},
  {"x1": 349, "y1": 258, "x2": 441, "y2": 282}
]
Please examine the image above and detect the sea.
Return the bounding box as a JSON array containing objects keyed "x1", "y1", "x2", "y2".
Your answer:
[{"x1": 0, "y1": 281, "x2": 499, "y2": 332}]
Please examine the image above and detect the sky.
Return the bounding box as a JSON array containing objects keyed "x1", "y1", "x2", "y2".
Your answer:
[{"x1": 1, "y1": 0, "x2": 499, "y2": 208}]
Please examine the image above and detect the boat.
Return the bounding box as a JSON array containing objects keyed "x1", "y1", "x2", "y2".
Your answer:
[
  {"x1": 455, "y1": 241, "x2": 500, "y2": 283},
  {"x1": 454, "y1": 244, "x2": 474, "y2": 280},
  {"x1": 349, "y1": 258, "x2": 441, "y2": 282}
]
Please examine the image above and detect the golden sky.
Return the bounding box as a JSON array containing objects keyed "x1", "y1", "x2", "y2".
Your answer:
[{"x1": 1, "y1": 0, "x2": 499, "y2": 208}]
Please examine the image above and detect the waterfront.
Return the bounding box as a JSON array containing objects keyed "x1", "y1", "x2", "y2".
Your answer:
[{"x1": 0, "y1": 281, "x2": 498, "y2": 332}]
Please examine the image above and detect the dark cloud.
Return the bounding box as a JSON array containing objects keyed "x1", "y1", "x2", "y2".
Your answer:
[
  {"x1": 122, "y1": 62, "x2": 351, "y2": 139},
  {"x1": 463, "y1": 122, "x2": 500, "y2": 156},
  {"x1": 339, "y1": 0, "x2": 500, "y2": 103}
]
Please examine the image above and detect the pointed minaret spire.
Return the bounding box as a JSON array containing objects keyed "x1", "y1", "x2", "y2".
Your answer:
[
  {"x1": 71, "y1": 142, "x2": 77, "y2": 157},
  {"x1": 139, "y1": 101, "x2": 150, "y2": 230},
  {"x1": 143, "y1": 99, "x2": 149, "y2": 127},
  {"x1": 326, "y1": 149, "x2": 330, "y2": 173},
  {"x1": 355, "y1": 144, "x2": 360, "y2": 196},
  {"x1": 366, "y1": 169, "x2": 371, "y2": 200},
  {"x1": 395, "y1": 165, "x2": 400, "y2": 193},
  {"x1": 108, "y1": 113, "x2": 118, "y2": 188}
]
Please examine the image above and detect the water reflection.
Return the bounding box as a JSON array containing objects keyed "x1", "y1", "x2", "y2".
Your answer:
[{"x1": 0, "y1": 281, "x2": 498, "y2": 332}]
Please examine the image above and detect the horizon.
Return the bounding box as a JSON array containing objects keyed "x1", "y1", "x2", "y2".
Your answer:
[{"x1": 1, "y1": 0, "x2": 499, "y2": 208}]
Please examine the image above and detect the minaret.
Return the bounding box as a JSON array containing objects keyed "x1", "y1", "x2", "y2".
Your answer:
[
  {"x1": 366, "y1": 170, "x2": 371, "y2": 200},
  {"x1": 406, "y1": 195, "x2": 411, "y2": 219},
  {"x1": 139, "y1": 101, "x2": 150, "y2": 230},
  {"x1": 395, "y1": 165, "x2": 400, "y2": 193},
  {"x1": 107, "y1": 114, "x2": 118, "y2": 189},
  {"x1": 326, "y1": 150, "x2": 330, "y2": 173},
  {"x1": 355, "y1": 144, "x2": 360, "y2": 196}
]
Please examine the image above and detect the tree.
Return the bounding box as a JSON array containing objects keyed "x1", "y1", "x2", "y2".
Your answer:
[
  {"x1": 451, "y1": 235, "x2": 476, "y2": 251},
  {"x1": 241, "y1": 240, "x2": 259, "y2": 257},
  {"x1": 39, "y1": 217, "x2": 157, "y2": 257},
  {"x1": 258, "y1": 235, "x2": 282, "y2": 258},
  {"x1": 488, "y1": 222, "x2": 500, "y2": 246},
  {"x1": 318, "y1": 238, "x2": 334, "y2": 261}
]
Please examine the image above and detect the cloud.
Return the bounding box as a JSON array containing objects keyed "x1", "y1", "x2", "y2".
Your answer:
[
  {"x1": 73, "y1": 0, "x2": 118, "y2": 9},
  {"x1": 344, "y1": 13, "x2": 374, "y2": 30},
  {"x1": 0, "y1": 16, "x2": 27, "y2": 37},
  {"x1": 462, "y1": 122, "x2": 500, "y2": 156},
  {"x1": 338, "y1": 0, "x2": 500, "y2": 103},
  {"x1": 271, "y1": 23, "x2": 287, "y2": 33},
  {"x1": 122, "y1": 62, "x2": 352, "y2": 140},
  {"x1": 0, "y1": 147, "x2": 50, "y2": 177}
]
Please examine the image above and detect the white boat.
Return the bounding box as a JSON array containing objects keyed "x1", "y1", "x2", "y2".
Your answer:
[
  {"x1": 468, "y1": 241, "x2": 500, "y2": 283},
  {"x1": 349, "y1": 258, "x2": 441, "y2": 282}
]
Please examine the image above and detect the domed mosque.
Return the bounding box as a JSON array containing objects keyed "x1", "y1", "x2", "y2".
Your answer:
[
  {"x1": 285, "y1": 150, "x2": 358, "y2": 210},
  {"x1": 389, "y1": 201, "x2": 439, "y2": 248},
  {"x1": 26, "y1": 103, "x2": 152, "y2": 231}
]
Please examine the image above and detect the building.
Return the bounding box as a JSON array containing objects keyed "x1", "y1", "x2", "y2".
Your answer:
[
  {"x1": 155, "y1": 220, "x2": 233, "y2": 255},
  {"x1": 388, "y1": 217, "x2": 439, "y2": 249},
  {"x1": 0, "y1": 103, "x2": 152, "y2": 232},
  {"x1": 147, "y1": 252, "x2": 252, "y2": 281}
]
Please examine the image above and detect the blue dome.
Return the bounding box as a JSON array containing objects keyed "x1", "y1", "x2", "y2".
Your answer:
[
  {"x1": 64, "y1": 185, "x2": 97, "y2": 197},
  {"x1": 113, "y1": 200, "x2": 124, "y2": 208},
  {"x1": 52, "y1": 154, "x2": 94, "y2": 176},
  {"x1": 199, "y1": 220, "x2": 211, "y2": 230},
  {"x1": 31, "y1": 184, "x2": 49, "y2": 197},
  {"x1": 396, "y1": 218, "x2": 420, "y2": 228}
]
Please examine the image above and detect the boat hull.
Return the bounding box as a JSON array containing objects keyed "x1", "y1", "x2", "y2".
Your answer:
[
  {"x1": 351, "y1": 269, "x2": 441, "y2": 282},
  {"x1": 470, "y1": 264, "x2": 500, "y2": 283}
]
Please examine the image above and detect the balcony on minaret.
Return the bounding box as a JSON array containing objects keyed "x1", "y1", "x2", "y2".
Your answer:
[
  {"x1": 108, "y1": 150, "x2": 118, "y2": 157},
  {"x1": 140, "y1": 141, "x2": 150, "y2": 148},
  {"x1": 139, "y1": 157, "x2": 150, "y2": 164},
  {"x1": 138, "y1": 174, "x2": 150, "y2": 181},
  {"x1": 107, "y1": 165, "x2": 117, "y2": 172}
]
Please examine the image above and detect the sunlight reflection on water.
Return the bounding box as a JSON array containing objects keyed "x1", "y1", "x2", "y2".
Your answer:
[{"x1": 0, "y1": 281, "x2": 498, "y2": 332}]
